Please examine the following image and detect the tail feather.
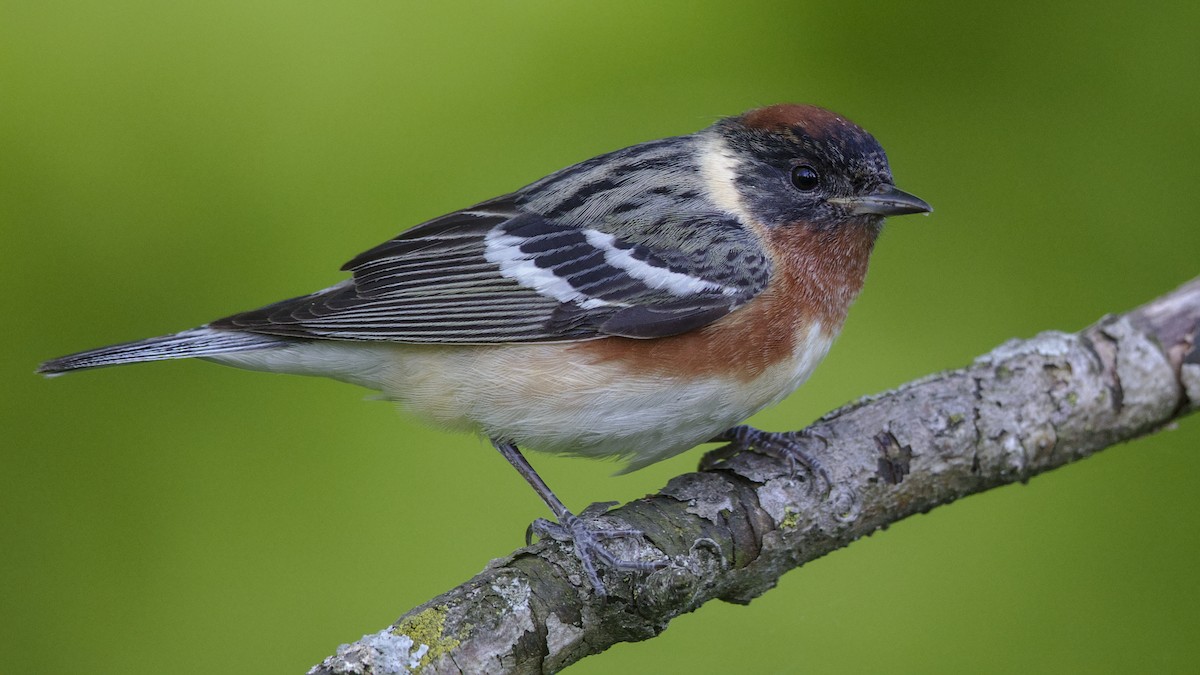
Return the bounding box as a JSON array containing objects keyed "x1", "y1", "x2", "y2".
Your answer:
[{"x1": 38, "y1": 327, "x2": 292, "y2": 375}]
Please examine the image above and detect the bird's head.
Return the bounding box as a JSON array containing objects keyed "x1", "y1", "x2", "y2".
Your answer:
[{"x1": 705, "y1": 104, "x2": 931, "y2": 233}]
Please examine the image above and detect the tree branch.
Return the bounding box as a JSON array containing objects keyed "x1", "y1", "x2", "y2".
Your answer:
[{"x1": 309, "y1": 277, "x2": 1200, "y2": 675}]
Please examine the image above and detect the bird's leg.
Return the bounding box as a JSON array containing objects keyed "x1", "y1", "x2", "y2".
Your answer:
[
  {"x1": 700, "y1": 424, "x2": 832, "y2": 492},
  {"x1": 492, "y1": 440, "x2": 665, "y2": 596}
]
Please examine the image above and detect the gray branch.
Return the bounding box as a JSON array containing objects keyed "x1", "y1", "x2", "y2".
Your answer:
[{"x1": 309, "y1": 277, "x2": 1200, "y2": 675}]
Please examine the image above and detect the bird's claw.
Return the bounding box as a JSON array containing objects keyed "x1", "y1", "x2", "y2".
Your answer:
[
  {"x1": 701, "y1": 425, "x2": 833, "y2": 494},
  {"x1": 580, "y1": 500, "x2": 620, "y2": 517},
  {"x1": 527, "y1": 512, "x2": 666, "y2": 596}
]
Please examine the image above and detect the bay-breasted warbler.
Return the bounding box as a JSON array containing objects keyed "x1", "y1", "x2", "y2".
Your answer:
[{"x1": 41, "y1": 104, "x2": 931, "y2": 594}]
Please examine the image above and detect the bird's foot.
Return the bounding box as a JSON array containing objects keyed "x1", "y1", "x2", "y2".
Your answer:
[
  {"x1": 700, "y1": 424, "x2": 832, "y2": 493},
  {"x1": 526, "y1": 503, "x2": 666, "y2": 597}
]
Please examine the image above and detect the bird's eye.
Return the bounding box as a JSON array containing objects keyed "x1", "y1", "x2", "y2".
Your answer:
[{"x1": 790, "y1": 165, "x2": 820, "y2": 191}]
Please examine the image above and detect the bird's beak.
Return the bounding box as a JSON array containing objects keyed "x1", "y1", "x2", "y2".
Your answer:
[{"x1": 831, "y1": 185, "x2": 932, "y2": 217}]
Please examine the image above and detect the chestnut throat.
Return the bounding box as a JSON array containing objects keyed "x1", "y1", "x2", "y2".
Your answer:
[{"x1": 767, "y1": 220, "x2": 880, "y2": 329}]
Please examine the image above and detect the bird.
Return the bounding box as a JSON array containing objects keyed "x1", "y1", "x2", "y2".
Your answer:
[{"x1": 39, "y1": 103, "x2": 931, "y2": 595}]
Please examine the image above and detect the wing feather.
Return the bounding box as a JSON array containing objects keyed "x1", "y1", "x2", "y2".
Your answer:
[{"x1": 213, "y1": 148, "x2": 773, "y2": 343}]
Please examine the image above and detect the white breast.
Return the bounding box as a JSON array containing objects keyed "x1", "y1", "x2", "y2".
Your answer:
[
  {"x1": 209, "y1": 323, "x2": 833, "y2": 472},
  {"x1": 392, "y1": 322, "x2": 831, "y2": 470}
]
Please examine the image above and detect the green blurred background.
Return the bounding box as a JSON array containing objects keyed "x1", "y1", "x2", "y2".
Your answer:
[{"x1": 4, "y1": 1, "x2": 1199, "y2": 673}]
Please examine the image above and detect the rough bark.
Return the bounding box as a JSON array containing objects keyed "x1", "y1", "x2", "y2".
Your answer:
[{"x1": 309, "y1": 277, "x2": 1200, "y2": 675}]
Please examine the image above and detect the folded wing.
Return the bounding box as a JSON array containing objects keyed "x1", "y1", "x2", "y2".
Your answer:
[{"x1": 213, "y1": 194, "x2": 772, "y2": 344}]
